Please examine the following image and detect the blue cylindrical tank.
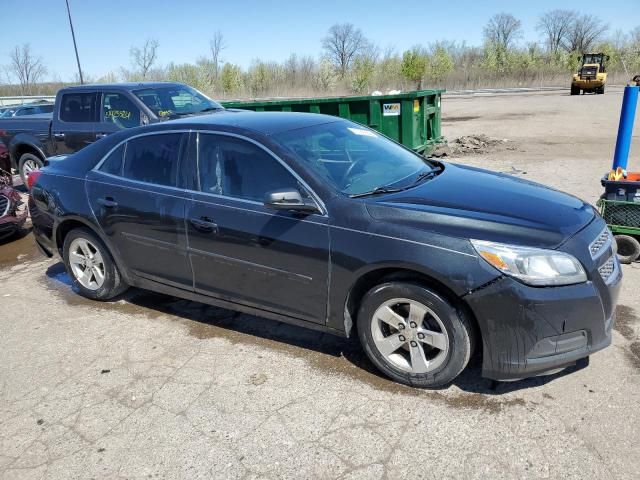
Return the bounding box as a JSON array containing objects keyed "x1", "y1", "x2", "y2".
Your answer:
[{"x1": 612, "y1": 85, "x2": 639, "y2": 170}]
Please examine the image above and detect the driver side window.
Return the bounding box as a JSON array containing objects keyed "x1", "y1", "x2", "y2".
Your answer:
[
  {"x1": 102, "y1": 93, "x2": 141, "y2": 129},
  {"x1": 198, "y1": 134, "x2": 299, "y2": 202}
]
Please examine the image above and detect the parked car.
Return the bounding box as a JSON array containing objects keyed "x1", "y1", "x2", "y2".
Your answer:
[
  {"x1": 0, "y1": 167, "x2": 27, "y2": 239},
  {"x1": 28, "y1": 111, "x2": 621, "y2": 387},
  {"x1": 0, "y1": 103, "x2": 54, "y2": 118},
  {"x1": 0, "y1": 82, "x2": 222, "y2": 184}
]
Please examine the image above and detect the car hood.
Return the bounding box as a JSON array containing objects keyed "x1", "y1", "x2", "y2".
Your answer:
[{"x1": 365, "y1": 163, "x2": 595, "y2": 249}]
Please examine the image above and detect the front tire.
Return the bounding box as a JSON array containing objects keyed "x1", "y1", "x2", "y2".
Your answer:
[
  {"x1": 357, "y1": 282, "x2": 474, "y2": 388},
  {"x1": 18, "y1": 153, "x2": 44, "y2": 187},
  {"x1": 63, "y1": 228, "x2": 128, "y2": 300}
]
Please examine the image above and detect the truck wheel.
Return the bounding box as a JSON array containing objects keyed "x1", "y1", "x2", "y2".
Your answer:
[
  {"x1": 614, "y1": 235, "x2": 640, "y2": 264},
  {"x1": 570, "y1": 85, "x2": 580, "y2": 96},
  {"x1": 357, "y1": 282, "x2": 474, "y2": 388},
  {"x1": 18, "y1": 153, "x2": 43, "y2": 187},
  {"x1": 598, "y1": 86, "x2": 605, "y2": 94}
]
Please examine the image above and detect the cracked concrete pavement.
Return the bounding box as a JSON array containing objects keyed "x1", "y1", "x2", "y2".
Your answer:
[{"x1": 1, "y1": 88, "x2": 640, "y2": 479}]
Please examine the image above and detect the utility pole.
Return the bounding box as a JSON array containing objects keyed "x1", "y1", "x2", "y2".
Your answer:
[{"x1": 65, "y1": 0, "x2": 84, "y2": 84}]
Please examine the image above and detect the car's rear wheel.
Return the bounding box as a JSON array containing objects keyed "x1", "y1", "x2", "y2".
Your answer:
[
  {"x1": 18, "y1": 153, "x2": 43, "y2": 187},
  {"x1": 357, "y1": 282, "x2": 474, "y2": 388},
  {"x1": 63, "y1": 228, "x2": 128, "y2": 300}
]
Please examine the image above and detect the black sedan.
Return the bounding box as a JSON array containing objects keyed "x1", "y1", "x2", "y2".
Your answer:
[{"x1": 28, "y1": 111, "x2": 621, "y2": 387}]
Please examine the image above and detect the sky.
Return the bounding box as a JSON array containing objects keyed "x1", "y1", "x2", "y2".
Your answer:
[{"x1": 1, "y1": 0, "x2": 638, "y2": 82}]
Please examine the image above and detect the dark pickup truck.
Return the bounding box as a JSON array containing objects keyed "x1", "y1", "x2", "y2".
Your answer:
[{"x1": 0, "y1": 82, "x2": 223, "y2": 183}]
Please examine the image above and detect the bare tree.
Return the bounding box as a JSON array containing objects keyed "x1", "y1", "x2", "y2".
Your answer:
[
  {"x1": 209, "y1": 31, "x2": 226, "y2": 82},
  {"x1": 9, "y1": 44, "x2": 46, "y2": 95},
  {"x1": 563, "y1": 14, "x2": 608, "y2": 53},
  {"x1": 322, "y1": 23, "x2": 370, "y2": 78},
  {"x1": 130, "y1": 39, "x2": 159, "y2": 79},
  {"x1": 483, "y1": 13, "x2": 523, "y2": 50},
  {"x1": 537, "y1": 10, "x2": 577, "y2": 55}
]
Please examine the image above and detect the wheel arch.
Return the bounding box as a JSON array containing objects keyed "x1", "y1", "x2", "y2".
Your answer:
[
  {"x1": 9, "y1": 136, "x2": 46, "y2": 169},
  {"x1": 53, "y1": 216, "x2": 132, "y2": 284},
  {"x1": 343, "y1": 266, "x2": 481, "y2": 347}
]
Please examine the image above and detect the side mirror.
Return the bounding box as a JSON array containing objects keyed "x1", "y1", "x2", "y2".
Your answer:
[
  {"x1": 264, "y1": 189, "x2": 320, "y2": 214},
  {"x1": 577, "y1": 56, "x2": 581, "y2": 61}
]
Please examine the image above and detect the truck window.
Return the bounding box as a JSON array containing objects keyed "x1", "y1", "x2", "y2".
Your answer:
[
  {"x1": 60, "y1": 93, "x2": 97, "y2": 123},
  {"x1": 102, "y1": 93, "x2": 141, "y2": 129}
]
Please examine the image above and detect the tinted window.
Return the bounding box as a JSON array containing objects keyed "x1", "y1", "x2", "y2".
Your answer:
[
  {"x1": 198, "y1": 134, "x2": 297, "y2": 202},
  {"x1": 99, "y1": 144, "x2": 124, "y2": 176},
  {"x1": 16, "y1": 107, "x2": 36, "y2": 116},
  {"x1": 123, "y1": 134, "x2": 183, "y2": 187},
  {"x1": 102, "y1": 93, "x2": 141, "y2": 128},
  {"x1": 60, "y1": 93, "x2": 97, "y2": 122}
]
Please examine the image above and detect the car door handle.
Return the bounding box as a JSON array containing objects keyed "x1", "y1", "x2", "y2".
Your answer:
[
  {"x1": 53, "y1": 133, "x2": 65, "y2": 140},
  {"x1": 96, "y1": 133, "x2": 108, "y2": 139},
  {"x1": 189, "y1": 217, "x2": 218, "y2": 233},
  {"x1": 97, "y1": 197, "x2": 118, "y2": 208}
]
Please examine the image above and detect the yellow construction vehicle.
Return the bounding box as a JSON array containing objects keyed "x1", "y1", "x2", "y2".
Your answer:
[{"x1": 571, "y1": 53, "x2": 609, "y2": 95}]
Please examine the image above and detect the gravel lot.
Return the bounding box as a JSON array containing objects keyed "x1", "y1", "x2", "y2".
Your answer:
[{"x1": 1, "y1": 88, "x2": 639, "y2": 479}]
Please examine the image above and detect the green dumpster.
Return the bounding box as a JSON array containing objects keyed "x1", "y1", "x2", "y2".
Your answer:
[{"x1": 220, "y1": 89, "x2": 443, "y2": 154}]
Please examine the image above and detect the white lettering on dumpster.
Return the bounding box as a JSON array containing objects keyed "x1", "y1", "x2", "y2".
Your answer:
[{"x1": 383, "y1": 103, "x2": 401, "y2": 116}]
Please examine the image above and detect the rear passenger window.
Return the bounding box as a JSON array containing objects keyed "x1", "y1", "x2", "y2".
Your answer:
[
  {"x1": 99, "y1": 144, "x2": 124, "y2": 176},
  {"x1": 60, "y1": 92, "x2": 97, "y2": 122},
  {"x1": 123, "y1": 134, "x2": 183, "y2": 187}
]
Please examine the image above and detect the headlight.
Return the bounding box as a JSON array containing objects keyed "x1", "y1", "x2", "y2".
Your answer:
[{"x1": 471, "y1": 240, "x2": 587, "y2": 286}]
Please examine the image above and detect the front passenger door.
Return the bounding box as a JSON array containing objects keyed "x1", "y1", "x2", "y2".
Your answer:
[{"x1": 185, "y1": 133, "x2": 330, "y2": 324}]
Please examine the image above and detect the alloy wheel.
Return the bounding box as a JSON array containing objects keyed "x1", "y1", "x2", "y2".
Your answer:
[
  {"x1": 68, "y1": 238, "x2": 106, "y2": 291},
  {"x1": 370, "y1": 298, "x2": 449, "y2": 374}
]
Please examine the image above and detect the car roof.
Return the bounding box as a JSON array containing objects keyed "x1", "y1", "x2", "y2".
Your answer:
[
  {"x1": 62, "y1": 82, "x2": 187, "y2": 91},
  {"x1": 162, "y1": 110, "x2": 342, "y2": 136}
]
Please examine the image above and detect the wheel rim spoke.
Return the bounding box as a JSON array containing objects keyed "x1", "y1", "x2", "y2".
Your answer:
[
  {"x1": 408, "y1": 302, "x2": 427, "y2": 325},
  {"x1": 69, "y1": 251, "x2": 85, "y2": 265},
  {"x1": 409, "y1": 343, "x2": 429, "y2": 373},
  {"x1": 417, "y1": 328, "x2": 448, "y2": 351},
  {"x1": 376, "y1": 305, "x2": 405, "y2": 329},
  {"x1": 377, "y1": 333, "x2": 406, "y2": 356}
]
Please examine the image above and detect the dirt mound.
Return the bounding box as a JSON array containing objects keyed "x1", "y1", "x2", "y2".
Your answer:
[{"x1": 431, "y1": 134, "x2": 513, "y2": 157}]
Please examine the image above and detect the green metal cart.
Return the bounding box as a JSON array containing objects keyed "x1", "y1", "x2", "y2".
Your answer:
[{"x1": 598, "y1": 197, "x2": 640, "y2": 263}]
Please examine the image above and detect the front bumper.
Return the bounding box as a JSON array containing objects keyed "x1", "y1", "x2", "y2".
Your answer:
[{"x1": 465, "y1": 218, "x2": 621, "y2": 381}]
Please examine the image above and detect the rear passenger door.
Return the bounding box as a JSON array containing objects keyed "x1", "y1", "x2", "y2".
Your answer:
[
  {"x1": 185, "y1": 133, "x2": 330, "y2": 324},
  {"x1": 86, "y1": 132, "x2": 193, "y2": 289},
  {"x1": 53, "y1": 91, "x2": 100, "y2": 155}
]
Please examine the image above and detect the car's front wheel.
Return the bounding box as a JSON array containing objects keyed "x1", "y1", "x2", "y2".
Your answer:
[
  {"x1": 357, "y1": 282, "x2": 474, "y2": 388},
  {"x1": 63, "y1": 228, "x2": 128, "y2": 300}
]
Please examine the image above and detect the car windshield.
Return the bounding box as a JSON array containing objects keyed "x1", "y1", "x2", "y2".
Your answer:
[
  {"x1": 274, "y1": 121, "x2": 438, "y2": 196},
  {"x1": 133, "y1": 85, "x2": 222, "y2": 118}
]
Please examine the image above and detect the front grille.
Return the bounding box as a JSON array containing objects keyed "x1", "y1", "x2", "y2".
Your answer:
[
  {"x1": 589, "y1": 228, "x2": 612, "y2": 258},
  {"x1": 598, "y1": 256, "x2": 616, "y2": 283},
  {"x1": 0, "y1": 195, "x2": 9, "y2": 217},
  {"x1": 580, "y1": 67, "x2": 597, "y2": 79}
]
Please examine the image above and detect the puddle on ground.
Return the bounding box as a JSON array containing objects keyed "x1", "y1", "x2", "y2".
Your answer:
[
  {"x1": 40, "y1": 261, "x2": 542, "y2": 411},
  {"x1": 0, "y1": 230, "x2": 42, "y2": 269},
  {"x1": 614, "y1": 305, "x2": 638, "y2": 341}
]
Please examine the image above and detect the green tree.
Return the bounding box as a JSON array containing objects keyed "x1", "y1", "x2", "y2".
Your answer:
[
  {"x1": 219, "y1": 63, "x2": 243, "y2": 96},
  {"x1": 428, "y1": 46, "x2": 454, "y2": 83},
  {"x1": 400, "y1": 47, "x2": 428, "y2": 88},
  {"x1": 350, "y1": 55, "x2": 375, "y2": 93}
]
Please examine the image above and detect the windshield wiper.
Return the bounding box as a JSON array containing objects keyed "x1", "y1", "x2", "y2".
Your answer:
[
  {"x1": 349, "y1": 186, "x2": 406, "y2": 198},
  {"x1": 198, "y1": 106, "x2": 224, "y2": 113},
  {"x1": 411, "y1": 166, "x2": 442, "y2": 185}
]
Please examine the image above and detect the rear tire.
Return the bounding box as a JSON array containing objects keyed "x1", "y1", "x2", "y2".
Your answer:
[
  {"x1": 63, "y1": 227, "x2": 128, "y2": 300},
  {"x1": 18, "y1": 153, "x2": 44, "y2": 187},
  {"x1": 570, "y1": 85, "x2": 580, "y2": 96},
  {"x1": 357, "y1": 282, "x2": 474, "y2": 388},
  {"x1": 614, "y1": 235, "x2": 640, "y2": 264}
]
